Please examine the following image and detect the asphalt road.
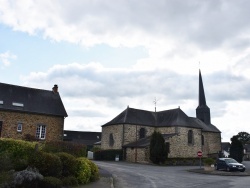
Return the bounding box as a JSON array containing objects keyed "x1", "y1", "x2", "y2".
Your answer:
[{"x1": 94, "y1": 161, "x2": 250, "y2": 188}]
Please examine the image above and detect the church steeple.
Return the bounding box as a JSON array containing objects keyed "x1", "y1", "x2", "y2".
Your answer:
[{"x1": 196, "y1": 69, "x2": 211, "y2": 124}]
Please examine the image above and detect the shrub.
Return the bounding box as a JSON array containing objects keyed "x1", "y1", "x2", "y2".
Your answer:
[
  {"x1": 0, "y1": 171, "x2": 14, "y2": 187},
  {"x1": 40, "y1": 176, "x2": 62, "y2": 188},
  {"x1": 94, "y1": 149, "x2": 123, "y2": 161},
  {"x1": 0, "y1": 139, "x2": 36, "y2": 171},
  {"x1": 75, "y1": 157, "x2": 91, "y2": 184},
  {"x1": 42, "y1": 141, "x2": 87, "y2": 157},
  {"x1": 62, "y1": 176, "x2": 78, "y2": 187},
  {"x1": 29, "y1": 151, "x2": 62, "y2": 177},
  {"x1": 203, "y1": 158, "x2": 215, "y2": 166},
  {"x1": 55, "y1": 152, "x2": 77, "y2": 177},
  {"x1": 8, "y1": 167, "x2": 43, "y2": 188},
  {"x1": 150, "y1": 131, "x2": 168, "y2": 164},
  {"x1": 0, "y1": 151, "x2": 13, "y2": 172},
  {"x1": 86, "y1": 160, "x2": 99, "y2": 182}
]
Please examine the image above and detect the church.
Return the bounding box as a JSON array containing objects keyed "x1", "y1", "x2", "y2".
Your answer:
[{"x1": 101, "y1": 70, "x2": 221, "y2": 163}]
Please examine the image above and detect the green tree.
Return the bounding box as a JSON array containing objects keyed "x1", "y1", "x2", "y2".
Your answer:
[
  {"x1": 229, "y1": 135, "x2": 244, "y2": 162},
  {"x1": 236, "y1": 132, "x2": 250, "y2": 145},
  {"x1": 149, "y1": 131, "x2": 168, "y2": 164}
]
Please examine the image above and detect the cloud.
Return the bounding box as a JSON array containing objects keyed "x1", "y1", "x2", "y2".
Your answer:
[
  {"x1": 1, "y1": 0, "x2": 250, "y2": 52},
  {"x1": 20, "y1": 62, "x2": 250, "y2": 139},
  {"x1": 0, "y1": 51, "x2": 17, "y2": 67}
]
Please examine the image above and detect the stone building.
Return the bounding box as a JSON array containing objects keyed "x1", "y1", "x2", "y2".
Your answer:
[
  {"x1": 0, "y1": 83, "x2": 67, "y2": 141},
  {"x1": 101, "y1": 70, "x2": 221, "y2": 163}
]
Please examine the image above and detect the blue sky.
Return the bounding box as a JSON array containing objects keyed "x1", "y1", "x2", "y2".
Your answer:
[{"x1": 1, "y1": 0, "x2": 250, "y2": 142}]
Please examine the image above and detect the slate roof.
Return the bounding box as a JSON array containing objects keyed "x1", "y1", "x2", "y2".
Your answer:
[
  {"x1": 123, "y1": 133, "x2": 177, "y2": 148},
  {"x1": 0, "y1": 82, "x2": 67, "y2": 117},
  {"x1": 63, "y1": 130, "x2": 101, "y2": 146},
  {"x1": 102, "y1": 107, "x2": 220, "y2": 133}
]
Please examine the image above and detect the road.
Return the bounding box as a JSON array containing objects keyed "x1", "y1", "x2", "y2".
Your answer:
[{"x1": 95, "y1": 161, "x2": 250, "y2": 188}]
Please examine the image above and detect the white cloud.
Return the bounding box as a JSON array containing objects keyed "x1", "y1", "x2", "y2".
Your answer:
[
  {"x1": 0, "y1": 51, "x2": 17, "y2": 66},
  {"x1": 1, "y1": 0, "x2": 250, "y2": 142},
  {"x1": 20, "y1": 62, "x2": 250, "y2": 141}
]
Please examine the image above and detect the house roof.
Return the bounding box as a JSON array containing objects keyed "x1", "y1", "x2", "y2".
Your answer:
[
  {"x1": 102, "y1": 107, "x2": 220, "y2": 133},
  {"x1": 123, "y1": 133, "x2": 177, "y2": 148},
  {"x1": 63, "y1": 130, "x2": 101, "y2": 146},
  {"x1": 0, "y1": 82, "x2": 67, "y2": 117},
  {"x1": 221, "y1": 142, "x2": 231, "y2": 151}
]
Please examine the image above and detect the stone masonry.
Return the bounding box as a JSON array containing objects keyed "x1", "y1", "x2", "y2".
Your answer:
[{"x1": 0, "y1": 111, "x2": 64, "y2": 141}]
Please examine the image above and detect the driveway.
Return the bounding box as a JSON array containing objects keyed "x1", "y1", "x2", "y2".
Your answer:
[{"x1": 94, "y1": 161, "x2": 250, "y2": 188}]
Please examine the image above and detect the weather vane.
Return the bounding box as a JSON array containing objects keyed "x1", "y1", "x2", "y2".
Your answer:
[{"x1": 153, "y1": 97, "x2": 159, "y2": 112}]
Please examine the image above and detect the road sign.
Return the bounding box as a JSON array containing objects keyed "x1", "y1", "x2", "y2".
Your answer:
[{"x1": 197, "y1": 151, "x2": 202, "y2": 157}]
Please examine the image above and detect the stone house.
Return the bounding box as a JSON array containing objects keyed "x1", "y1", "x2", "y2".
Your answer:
[
  {"x1": 101, "y1": 70, "x2": 221, "y2": 163},
  {"x1": 0, "y1": 83, "x2": 67, "y2": 141}
]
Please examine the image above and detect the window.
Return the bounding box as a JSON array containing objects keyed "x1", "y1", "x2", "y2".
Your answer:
[
  {"x1": 17, "y1": 123, "x2": 22, "y2": 132},
  {"x1": 188, "y1": 130, "x2": 193, "y2": 144},
  {"x1": 12, "y1": 102, "x2": 24, "y2": 107},
  {"x1": 0, "y1": 101, "x2": 3, "y2": 105},
  {"x1": 202, "y1": 135, "x2": 204, "y2": 145},
  {"x1": 109, "y1": 133, "x2": 114, "y2": 146},
  {"x1": 139, "y1": 128, "x2": 146, "y2": 139},
  {"x1": 36, "y1": 125, "x2": 46, "y2": 139}
]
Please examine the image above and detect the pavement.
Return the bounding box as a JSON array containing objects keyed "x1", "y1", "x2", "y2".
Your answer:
[{"x1": 78, "y1": 167, "x2": 114, "y2": 188}]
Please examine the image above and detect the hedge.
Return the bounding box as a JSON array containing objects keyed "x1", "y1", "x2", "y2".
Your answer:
[
  {"x1": 42, "y1": 141, "x2": 87, "y2": 157},
  {"x1": 94, "y1": 149, "x2": 123, "y2": 161}
]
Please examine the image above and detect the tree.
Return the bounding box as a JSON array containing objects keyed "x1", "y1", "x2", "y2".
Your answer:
[
  {"x1": 236, "y1": 132, "x2": 250, "y2": 145},
  {"x1": 229, "y1": 135, "x2": 244, "y2": 162},
  {"x1": 149, "y1": 131, "x2": 168, "y2": 164}
]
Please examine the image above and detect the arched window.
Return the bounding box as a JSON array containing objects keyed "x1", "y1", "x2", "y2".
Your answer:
[
  {"x1": 202, "y1": 135, "x2": 204, "y2": 145},
  {"x1": 188, "y1": 130, "x2": 193, "y2": 144},
  {"x1": 109, "y1": 133, "x2": 114, "y2": 147},
  {"x1": 139, "y1": 128, "x2": 146, "y2": 139}
]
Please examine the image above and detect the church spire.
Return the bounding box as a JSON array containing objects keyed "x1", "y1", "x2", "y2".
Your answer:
[
  {"x1": 196, "y1": 69, "x2": 211, "y2": 124},
  {"x1": 198, "y1": 69, "x2": 206, "y2": 106}
]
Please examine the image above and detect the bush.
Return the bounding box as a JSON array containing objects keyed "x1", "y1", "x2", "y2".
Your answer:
[
  {"x1": 8, "y1": 167, "x2": 43, "y2": 188},
  {"x1": 94, "y1": 149, "x2": 123, "y2": 161},
  {"x1": 55, "y1": 152, "x2": 77, "y2": 177},
  {"x1": 0, "y1": 151, "x2": 13, "y2": 172},
  {"x1": 29, "y1": 151, "x2": 62, "y2": 177},
  {"x1": 203, "y1": 158, "x2": 215, "y2": 166},
  {"x1": 150, "y1": 131, "x2": 168, "y2": 164},
  {"x1": 0, "y1": 139, "x2": 36, "y2": 171},
  {"x1": 42, "y1": 141, "x2": 87, "y2": 157},
  {"x1": 62, "y1": 176, "x2": 78, "y2": 187},
  {"x1": 75, "y1": 157, "x2": 91, "y2": 184},
  {"x1": 40, "y1": 176, "x2": 62, "y2": 188},
  {"x1": 0, "y1": 171, "x2": 14, "y2": 187},
  {"x1": 86, "y1": 159, "x2": 99, "y2": 182}
]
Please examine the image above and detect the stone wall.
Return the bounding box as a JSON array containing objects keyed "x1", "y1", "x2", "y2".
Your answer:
[
  {"x1": 0, "y1": 111, "x2": 64, "y2": 141},
  {"x1": 101, "y1": 124, "x2": 221, "y2": 160},
  {"x1": 126, "y1": 147, "x2": 148, "y2": 163},
  {"x1": 101, "y1": 124, "x2": 155, "y2": 149},
  {"x1": 202, "y1": 131, "x2": 221, "y2": 155},
  {"x1": 101, "y1": 124, "x2": 123, "y2": 149},
  {"x1": 167, "y1": 127, "x2": 202, "y2": 158}
]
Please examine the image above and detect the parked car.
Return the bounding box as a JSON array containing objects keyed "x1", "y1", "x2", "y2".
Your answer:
[{"x1": 215, "y1": 158, "x2": 246, "y2": 172}]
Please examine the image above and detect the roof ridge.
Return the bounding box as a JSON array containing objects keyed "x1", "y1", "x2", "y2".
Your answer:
[{"x1": 123, "y1": 106, "x2": 129, "y2": 122}]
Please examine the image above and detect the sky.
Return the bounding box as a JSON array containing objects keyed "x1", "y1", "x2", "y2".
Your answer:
[{"x1": 1, "y1": 0, "x2": 250, "y2": 142}]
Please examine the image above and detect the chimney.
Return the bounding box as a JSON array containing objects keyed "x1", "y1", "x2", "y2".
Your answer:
[{"x1": 52, "y1": 84, "x2": 58, "y2": 93}]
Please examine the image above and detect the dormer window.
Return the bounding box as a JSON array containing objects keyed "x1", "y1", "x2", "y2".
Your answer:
[{"x1": 12, "y1": 102, "x2": 24, "y2": 107}]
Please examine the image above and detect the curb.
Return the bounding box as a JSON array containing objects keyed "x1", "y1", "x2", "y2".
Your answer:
[
  {"x1": 188, "y1": 169, "x2": 250, "y2": 176},
  {"x1": 110, "y1": 177, "x2": 114, "y2": 188}
]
